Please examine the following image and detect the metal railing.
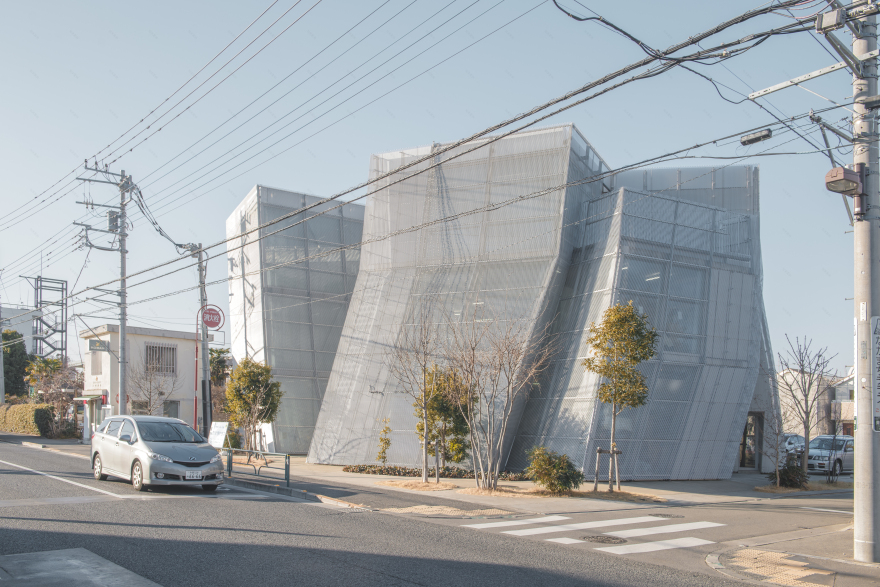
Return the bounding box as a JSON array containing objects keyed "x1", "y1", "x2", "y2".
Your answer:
[{"x1": 222, "y1": 448, "x2": 290, "y2": 487}]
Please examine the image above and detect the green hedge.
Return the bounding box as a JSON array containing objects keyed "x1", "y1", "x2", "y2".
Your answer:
[{"x1": 0, "y1": 403, "x2": 54, "y2": 436}]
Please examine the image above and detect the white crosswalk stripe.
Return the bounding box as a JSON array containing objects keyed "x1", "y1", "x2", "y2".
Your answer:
[
  {"x1": 595, "y1": 537, "x2": 715, "y2": 555},
  {"x1": 459, "y1": 512, "x2": 724, "y2": 556},
  {"x1": 462, "y1": 516, "x2": 570, "y2": 529},
  {"x1": 503, "y1": 516, "x2": 666, "y2": 537},
  {"x1": 604, "y1": 521, "x2": 724, "y2": 539}
]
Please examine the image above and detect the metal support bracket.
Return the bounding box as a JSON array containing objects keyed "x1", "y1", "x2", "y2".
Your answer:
[{"x1": 823, "y1": 32, "x2": 864, "y2": 77}]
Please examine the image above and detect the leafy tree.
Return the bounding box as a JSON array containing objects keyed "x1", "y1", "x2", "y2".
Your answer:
[
  {"x1": 210, "y1": 348, "x2": 232, "y2": 386},
  {"x1": 526, "y1": 446, "x2": 585, "y2": 494},
  {"x1": 583, "y1": 302, "x2": 658, "y2": 491},
  {"x1": 25, "y1": 357, "x2": 63, "y2": 394},
  {"x1": 414, "y1": 367, "x2": 470, "y2": 468},
  {"x1": 2, "y1": 330, "x2": 30, "y2": 396},
  {"x1": 225, "y1": 358, "x2": 282, "y2": 451}
]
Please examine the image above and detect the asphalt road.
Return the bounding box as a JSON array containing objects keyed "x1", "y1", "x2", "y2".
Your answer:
[{"x1": 0, "y1": 443, "x2": 860, "y2": 587}]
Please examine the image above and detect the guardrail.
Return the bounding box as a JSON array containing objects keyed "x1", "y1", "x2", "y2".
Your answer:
[{"x1": 222, "y1": 448, "x2": 290, "y2": 487}]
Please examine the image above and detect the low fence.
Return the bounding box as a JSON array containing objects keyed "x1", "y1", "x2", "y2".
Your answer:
[{"x1": 222, "y1": 448, "x2": 290, "y2": 487}]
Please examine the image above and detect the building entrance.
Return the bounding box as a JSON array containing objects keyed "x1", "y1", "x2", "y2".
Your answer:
[{"x1": 739, "y1": 413, "x2": 763, "y2": 470}]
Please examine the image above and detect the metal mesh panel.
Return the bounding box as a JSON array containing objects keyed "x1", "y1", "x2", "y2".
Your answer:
[{"x1": 226, "y1": 187, "x2": 363, "y2": 454}]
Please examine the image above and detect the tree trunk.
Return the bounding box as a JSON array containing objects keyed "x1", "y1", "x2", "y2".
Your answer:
[
  {"x1": 440, "y1": 422, "x2": 446, "y2": 469},
  {"x1": 802, "y1": 423, "x2": 810, "y2": 476},
  {"x1": 608, "y1": 407, "x2": 617, "y2": 493},
  {"x1": 422, "y1": 404, "x2": 429, "y2": 483}
]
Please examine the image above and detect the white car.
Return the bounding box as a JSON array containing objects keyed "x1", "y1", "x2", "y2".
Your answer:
[
  {"x1": 91, "y1": 415, "x2": 224, "y2": 491},
  {"x1": 805, "y1": 435, "x2": 854, "y2": 476}
]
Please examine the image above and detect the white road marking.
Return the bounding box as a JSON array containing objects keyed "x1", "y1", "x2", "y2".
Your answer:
[
  {"x1": 605, "y1": 522, "x2": 724, "y2": 538},
  {"x1": 504, "y1": 516, "x2": 667, "y2": 537},
  {"x1": 463, "y1": 516, "x2": 570, "y2": 529},
  {"x1": 595, "y1": 537, "x2": 715, "y2": 554},
  {"x1": 0, "y1": 458, "x2": 124, "y2": 498},
  {"x1": 800, "y1": 507, "x2": 853, "y2": 514},
  {"x1": 546, "y1": 537, "x2": 584, "y2": 544}
]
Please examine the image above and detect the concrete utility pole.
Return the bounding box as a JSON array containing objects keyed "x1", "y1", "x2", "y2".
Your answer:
[
  {"x1": 852, "y1": 10, "x2": 880, "y2": 564},
  {"x1": 76, "y1": 164, "x2": 131, "y2": 416},
  {"x1": 0, "y1": 299, "x2": 5, "y2": 404},
  {"x1": 197, "y1": 245, "x2": 212, "y2": 435}
]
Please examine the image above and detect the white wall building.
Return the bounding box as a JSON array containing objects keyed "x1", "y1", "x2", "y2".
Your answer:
[
  {"x1": 0, "y1": 304, "x2": 41, "y2": 354},
  {"x1": 80, "y1": 325, "x2": 212, "y2": 433}
]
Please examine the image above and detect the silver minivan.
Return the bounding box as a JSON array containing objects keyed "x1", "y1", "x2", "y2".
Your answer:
[
  {"x1": 91, "y1": 415, "x2": 224, "y2": 491},
  {"x1": 806, "y1": 435, "x2": 855, "y2": 476}
]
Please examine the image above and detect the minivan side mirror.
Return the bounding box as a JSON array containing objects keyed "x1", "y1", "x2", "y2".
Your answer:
[{"x1": 119, "y1": 434, "x2": 131, "y2": 443}]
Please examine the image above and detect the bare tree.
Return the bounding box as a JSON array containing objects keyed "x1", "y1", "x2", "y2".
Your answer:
[
  {"x1": 128, "y1": 351, "x2": 182, "y2": 416},
  {"x1": 447, "y1": 309, "x2": 556, "y2": 490},
  {"x1": 757, "y1": 403, "x2": 795, "y2": 488},
  {"x1": 776, "y1": 335, "x2": 837, "y2": 474},
  {"x1": 386, "y1": 303, "x2": 441, "y2": 483}
]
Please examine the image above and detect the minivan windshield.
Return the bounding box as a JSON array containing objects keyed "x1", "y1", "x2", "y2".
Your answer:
[
  {"x1": 809, "y1": 438, "x2": 845, "y2": 451},
  {"x1": 138, "y1": 422, "x2": 205, "y2": 443}
]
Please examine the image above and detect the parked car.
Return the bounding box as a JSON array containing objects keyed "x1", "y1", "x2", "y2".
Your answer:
[
  {"x1": 782, "y1": 433, "x2": 805, "y2": 455},
  {"x1": 91, "y1": 415, "x2": 224, "y2": 491},
  {"x1": 805, "y1": 435, "x2": 855, "y2": 476}
]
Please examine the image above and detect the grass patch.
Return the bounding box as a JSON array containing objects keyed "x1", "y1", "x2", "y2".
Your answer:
[
  {"x1": 754, "y1": 481, "x2": 854, "y2": 494},
  {"x1": 377, "y1": 479, "x2": 459, "y2": 491},
  {"x1": 456, "y1": 485, "x2": 663, "y2": 502}
]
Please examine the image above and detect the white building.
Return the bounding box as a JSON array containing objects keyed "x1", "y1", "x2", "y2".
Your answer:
[
  {"x1": 80, "y1": 325, "x2": 212, "y2": 434},
  {"x1": 0, "y1": 304, "x2": 41, "y2": 354}
]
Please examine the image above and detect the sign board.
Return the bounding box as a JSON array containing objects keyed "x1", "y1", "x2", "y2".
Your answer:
[
  {"x1": 202, "y1": 306, "x2": 224, "y2": 330},
  {"x1": 208, "y1": 421, "x2": 229, "y2": 449},
  {"x1": 259, "y1": 422, "x2": 275, "y2": 453},
  {"x1": 89, "y1": 339, "x2": 110, "y2": 352},
  {"x1": 871, "y1": 317, "x2": 880, "y2": 431}
]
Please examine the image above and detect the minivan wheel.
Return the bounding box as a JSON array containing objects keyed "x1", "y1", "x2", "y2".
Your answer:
[
  {"x1": 93, "y1": 454, "x2": 107, "y2": 481},
  {"x1": 202, "y1": 485, "x2": 218, "y2": 492},
  {"x1": 131, "y1": 460, "x2": 147, "y2": 492}
]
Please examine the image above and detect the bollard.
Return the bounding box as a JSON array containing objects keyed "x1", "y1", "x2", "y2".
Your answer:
[
  {"x1": 285, "y1": 454, "x2": 290, "y2": 488},
  {"x1": 227, "y1": 449, "x2": 233, "y2": 478}
]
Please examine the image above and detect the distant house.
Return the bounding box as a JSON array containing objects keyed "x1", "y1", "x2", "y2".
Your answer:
[
  {"x1": 776, "y1": 368, "x2": 852, "y2": 438},
  {"x1": 0, "y1": 304, "x2": 41, "y2": 354},
  {"x1": 79, "y1": 325, "x2": 212, "y2": 437}
]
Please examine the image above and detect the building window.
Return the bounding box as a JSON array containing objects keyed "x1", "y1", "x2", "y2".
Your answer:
[
  {"x1": 145, "y1": 342, "x2": 177, "y2": 375},
  {"x1": 163, "y1": 401, "x2": 180, "y2": 419},
  {"x1": 90, "y1": 351, "x2": 102, "y2": 376},
  {"x1": 131, "y1": 401, "x2": 150, "y2": 415}
]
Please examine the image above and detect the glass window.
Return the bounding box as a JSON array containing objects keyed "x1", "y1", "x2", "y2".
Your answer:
[
  {"x1": 90, "y1": 351, "x2": 103, "y2": 376},
  {"x1": 144, "y1": 343, "x2": 177, "y2": 375},
  {"x1": 809, "y1": 438, "x2": 846, "y2": 451},
  {"x1": 163, "y1": 401, "x2": 180, "y2": 419},
  {"x1": 97, "y1": 419, "x2": 112, "y2": 433},
  {"x1": 665, "y1": 299, "x2": 703, "y2": 335},
  {"x1": 131, "y1": 401, "x2": 150, "y2": 415},
  {"x1": 669, "y1": 265, "x2": 707, "y2": 300},
  {"x1": 104, "y1": 419, "x2": 122, "y2": 437},
  {"x1": 619, "y1": 257, "x2": 666, "y2": 294},
  {"x1": 138, "y1": 422, "x2": 205, "y2": 443},
  {"x1": 119, "y1": 420, "x2": 135, "y2": 441}
]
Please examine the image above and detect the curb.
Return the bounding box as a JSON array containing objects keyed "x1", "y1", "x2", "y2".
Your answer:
[
  {"x1": 224, "y1": 477, "x2": 372, "y2": 510},
  {"x1": 0, "y1": 438, "x2": 91, "y2": 460}
]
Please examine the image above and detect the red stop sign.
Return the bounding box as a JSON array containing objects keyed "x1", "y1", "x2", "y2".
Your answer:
[{"x1": 202, "y1": 307, "x2": 223, "y2": 329}]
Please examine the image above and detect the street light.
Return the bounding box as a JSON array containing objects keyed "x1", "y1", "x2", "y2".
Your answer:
[
  {"x1": 825, "y1": 164, "x2": 866, "y2": 215},
  {"x1": 740, "y1": 129, "x2": 772, "y2": 146}
]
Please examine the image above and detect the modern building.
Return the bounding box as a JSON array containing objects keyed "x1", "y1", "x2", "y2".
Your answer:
[
  {"x1": 306, "y1": 123, "x2": 780, "y2": 479},
  {"x1": 226, "y1": 186, "x2": 364, "y2": 454},
  {"x1": 0, "y1": 304, "x2": 41, "y2": 354},
  {"x1": 80, "y1": 325, "x2": 209, "y2": 436}
]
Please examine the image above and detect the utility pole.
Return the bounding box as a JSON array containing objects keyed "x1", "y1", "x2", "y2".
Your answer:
[
  {"x1": 76, "y1": 163, "x2": 130, "y2": 416},
  {"x1": 197, "y1": 244, "x2": 212, "y2": 435},
  {"x1": 0, "y1": 298, "x2": 5, "y2": 404},
  {"x1": 851, "y1": 9, "x2": 880, "y2": 565},
  {"x1": 750, "y1": 2, "x2": 880, "y2": 563}
]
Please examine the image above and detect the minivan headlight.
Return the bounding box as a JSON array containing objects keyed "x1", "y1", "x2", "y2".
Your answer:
[
  {"x1": 210, "y1": 453, "x2": 222, "y2": 464},
  {"x1": 148, "y1": 452, "x2": 173, "y2": 463}
]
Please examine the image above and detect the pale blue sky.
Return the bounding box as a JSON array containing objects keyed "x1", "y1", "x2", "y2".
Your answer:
[{"x1": 0, "y1": 0, "x2": 857, "y2": 373}]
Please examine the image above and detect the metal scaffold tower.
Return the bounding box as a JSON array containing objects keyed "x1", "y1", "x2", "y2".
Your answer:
[{"x1": 21, "y1": 276, "x2": 68, "y2": 364}]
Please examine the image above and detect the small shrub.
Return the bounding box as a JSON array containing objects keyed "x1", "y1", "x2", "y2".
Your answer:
[
  {"x1": 0, "y1": 404, "x2": 10, "y2": 429},
  {"x1": 2, "y1": 403, "x2": 54, "y2": 436},
  {"x1": 525, "y1": 446, "x2": 585, "y2": 494},
  {"x1": 768, "y1": 459, "x2": 809, "y2": 489},
  {"x1": 377, "y1": 418, "x2": 391, "y2": 465}
]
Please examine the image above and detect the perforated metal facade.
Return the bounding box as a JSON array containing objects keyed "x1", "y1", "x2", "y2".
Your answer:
[
  {"x1": 226, "y1": 186, "x2": 364, "y2": 454},
  {"x1": 299, "y1": 124, "x2": 773, "y2": 480}
]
